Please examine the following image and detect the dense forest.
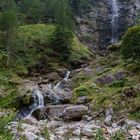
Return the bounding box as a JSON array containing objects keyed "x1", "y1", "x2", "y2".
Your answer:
[{"x1": 0, "y1": 0, "x2": 140, "y2": 140}]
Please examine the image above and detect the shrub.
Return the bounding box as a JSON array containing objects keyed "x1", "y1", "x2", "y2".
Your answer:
[
  {"x1": 51, "y1": 26, "x2": 73, "y2": 60},
  {"x1": 121, "y1": 25, "x2": 140, "y2": 60}
]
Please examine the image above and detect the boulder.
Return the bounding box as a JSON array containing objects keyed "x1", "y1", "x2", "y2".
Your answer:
[
  {"x1": 46, "y1": 72, "x2": 60, "y2": 81},
  {"x1": 114, "y1": 71, "x2": 126, "y2": 80},
  {"x1": 23, "y1": 132, "x2": 38, "y2": 140},
  {"x1": 96, "y1": 74, "x2": 115, "y2": 85},
  {"x1": 76, "y1": 96, "x2": 90, "y2": 104},
  {"x1": 32, "y1": 105, "x2": 72, "y2": 120},
  {"x1": 63, "y1": 105, "x2": 88, "y2": 121},
  {"x1": 104, "y1": 115, "x2": 112, "y2": 126},
  {"x1": 32, "y1": 107, "x2": 47, "y2": 120}
]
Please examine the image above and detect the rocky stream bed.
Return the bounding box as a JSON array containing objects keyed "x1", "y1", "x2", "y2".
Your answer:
[{"x1": 6, "y1": 69, "x2": 140, "y2": 140}]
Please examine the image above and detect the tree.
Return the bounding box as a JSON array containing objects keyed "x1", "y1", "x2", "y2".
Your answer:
[
  {"x1": 19, "y1": 0, "x2": 45, "y2": 23},
  {"x1": 51, "y1": 26, "x2": 73, "y2": 60},
  {"x1": 121, "y1": 25, "x2": 140, "y2": 60},
  {"x1": 0, "y1": 0, "x2": 18, "y2": 66},
  {"x1": 46, "y1": 0, "x2": 75, "y2": 30}
]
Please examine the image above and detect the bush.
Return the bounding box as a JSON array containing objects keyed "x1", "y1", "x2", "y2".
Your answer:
[
  {"x1": 51, "y1": 26, "x2": 73, "y2": 60},
  {"x1": 121, "y1": 25, "x2": 140, "y2": 60}
]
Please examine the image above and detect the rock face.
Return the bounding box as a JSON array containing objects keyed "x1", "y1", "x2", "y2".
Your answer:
[{"x1": 76, "y1": 0, "x2": 140, "y2": 49}]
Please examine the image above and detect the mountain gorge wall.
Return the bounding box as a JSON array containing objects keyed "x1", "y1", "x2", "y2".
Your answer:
[{"x1": 75, "y1": 0, "x2": 140, "y2": 49}]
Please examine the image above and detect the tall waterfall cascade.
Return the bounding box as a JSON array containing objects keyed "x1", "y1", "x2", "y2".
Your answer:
[{"x1": 110, "y1": 0, "x2": 119, "y2": 43}]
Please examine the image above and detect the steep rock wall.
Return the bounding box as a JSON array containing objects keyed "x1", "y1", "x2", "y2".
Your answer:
[{"x1": 75, "y1": 0, "x2": 140, "y2": 49}]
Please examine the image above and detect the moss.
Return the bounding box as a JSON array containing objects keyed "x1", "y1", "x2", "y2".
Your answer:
[
  {"x1": 70, "y1": 36, "x2": 91, "y2": 62},
  {"x1": 73, "y1": 85, "x2": 90, "y2": 98}
]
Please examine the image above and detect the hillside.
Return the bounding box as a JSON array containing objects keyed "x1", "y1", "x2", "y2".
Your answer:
[{"x1": 0, "y1": 0, "x2": 140, "y2": 140}]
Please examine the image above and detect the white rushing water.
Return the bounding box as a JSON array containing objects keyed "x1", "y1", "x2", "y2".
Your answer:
[
  {"x1": 54, "y1": 71, "x2": 71, "y2": 90},
  {"x1": 110, "y1": 0, "x2": 119, "y2": 43},
  {"x1": 32, "y1": 89, "x2": 44, "y2": 108}
]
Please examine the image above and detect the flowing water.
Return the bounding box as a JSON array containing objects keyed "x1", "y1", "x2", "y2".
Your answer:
[
  {"x1": 17, "y1": 71, "x2": 71, "y2": 118},
  {"x1": 54, "y1": 71, "x2": 71, "y2": 90},
  {"x1": 110, "y1": 0, "x2": 119, "y2": 43}
]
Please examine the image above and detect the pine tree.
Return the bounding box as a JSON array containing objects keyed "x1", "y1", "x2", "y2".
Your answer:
[{"x1": 0, "y1": 0, "x2": 18, "y2": 66}]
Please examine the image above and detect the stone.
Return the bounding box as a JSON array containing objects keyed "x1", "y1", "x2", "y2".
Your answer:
[
  {"x1": 21, "y1": 123, "x2": 40, "y2": 134},
  {"x1": 47, "y1": 121, "x2": 64, "y2": 129},
  {"x1": 105, "y1": 108, "x2": 114, "y2": 117},
  {"x1": 96, "y1": 74, "x2": 115, "y2": 85},
  {"x1": 82, "y1": 115, "x2": 93, "y2": 121},
  {"x1": 63, "y1": 105, "x2": 88, "y2": 121},
  {"x1": 22, "y1": 116, "x2": 38, "y2": 125},
  {"x1": 72, "y1": 128, "x2": 81, "y2": 136},
  {"x1": 129, "y1": 128, "x2": 140, "y2": 136},
  {"x1": 126, "y1": 120, "x2": 140, "y2": 127},
  {"x1": 81, "y1": 127, "x2": 93, "y2": 137},
  {"x1": 32, "y1": 107, "x2": 47, "y2": 120},
  {"x1": 114, "y1": 71, "x2": 126, "y2": 80},
  {"x1": 23, "y1": 132, "x2": 38, "y2": 140},
  {"x1": 69, "y1": 137, "x2": 80, "y2": 140},
  {"x1": 46, "y1": 72, "x2": 60, "y2": 81},
  {"x1": 76, "y1": 96, "x2": 89, "y2": 104},
  {"x1": 112, "y1": 123, "x2": 118, "y2": 128},
  {"x1": 104, "y1": 115, "x2": 112, "y2": 126}
]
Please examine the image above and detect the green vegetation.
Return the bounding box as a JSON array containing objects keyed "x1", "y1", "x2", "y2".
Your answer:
[
  {"x1": 122, "y1": 25, "x2": 140, "y2": 60},
  {"x1": 0, "y1": 110, "x2": 16, "y2": 139}
]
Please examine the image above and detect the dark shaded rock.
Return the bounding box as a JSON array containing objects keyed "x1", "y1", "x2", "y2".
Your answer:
[
  {"x1": 122, "y1": 87, "x2": 138, "y2": 97},
  {"x1": 63, "y1": 105, "x2": 88, "y2": 121},
  {"x1": 96, "y1": 74, "x2": 115, "y2": 85},
  {"x1": 114, "y1": 71, "x2": 126, "y2": 80},
  {"x1": 46, "y1": 72, "x2": 60, "y2": 81},
  {"x1": 32, "y1": 107, "x2": 47, "y2": 120}
]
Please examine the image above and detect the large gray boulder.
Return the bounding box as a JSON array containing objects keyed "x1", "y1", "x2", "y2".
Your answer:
[{"x1": 63, "y1": 105, "x2": 88, "y2": 121}]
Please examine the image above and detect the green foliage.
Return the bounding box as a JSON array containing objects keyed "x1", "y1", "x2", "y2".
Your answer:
[
  {"x1": 121, "y1": 25, "x2": 140, "y2": 60},
  {"x1": 93, "y1": 129, "x2": 105, "y2": 140},
  {"x1": 19, "y1": 0, "x2": 46, "y2": 23},
  {"x1": 69, "y1": 0, "x2": 89, "y2": 15},
  {"x1": 51, "y1": 26, "x2": 73, "y2": 60},
  {"x1": 74, "y1": 85, "x2": 90, "y2": 98},
  {"x1": 111, "y1": 131, "x2": 125, "y2": 140},
  {"x1": 0, "y1": 110, "x2": 16, "y2": 139}
]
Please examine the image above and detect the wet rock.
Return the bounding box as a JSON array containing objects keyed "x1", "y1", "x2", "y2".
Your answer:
[
  {"x1": 63, "y1": 105, "x2": 88, "y2": 121},
  {"x1": 23, "y1": 132, "x2": 38, "y2": 140},
  {"x1": 114, "y1": 71, "x2": 126, "y2": 80},
  {"x1": 32, "y1": 107, "x2": 47, "y2": 120},
  {"x1": 96, "y1": 74, "x2": 115, "y2": 85}
]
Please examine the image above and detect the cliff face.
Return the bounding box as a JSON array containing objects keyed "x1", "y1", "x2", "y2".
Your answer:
[{"x1": 75, "y1": 0, "x2": 140, "y2": 49}]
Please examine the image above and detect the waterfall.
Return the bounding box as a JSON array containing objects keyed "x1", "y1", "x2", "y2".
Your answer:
[
  {"x1": 32, "y1": 89, "x2": 44, "y2": 108},
  {"x1": 110, "y1": 0, "x2": 119, "y2": 43},
  {"x1": 54, "y1": 71, "x2": 71, "y2": 90},
  {"x1": 64, "y1": 71, "x2": 71, "y2": 81}
]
